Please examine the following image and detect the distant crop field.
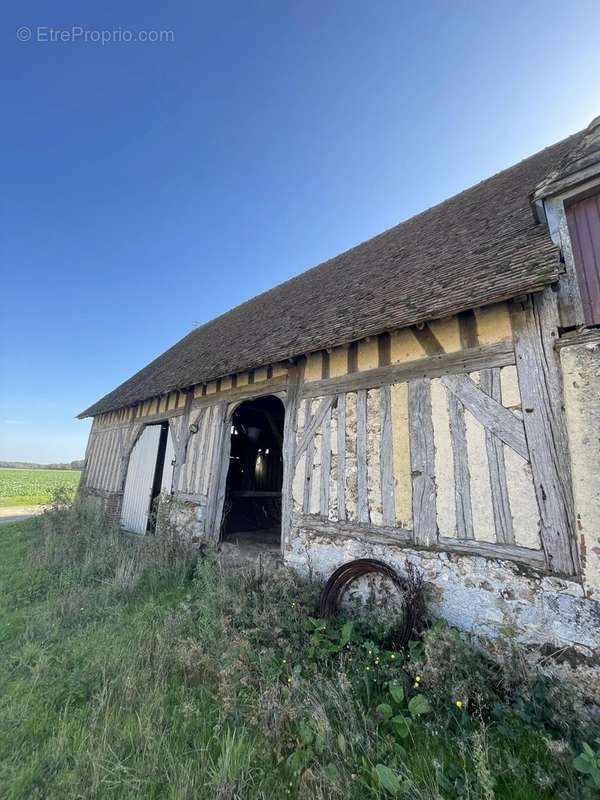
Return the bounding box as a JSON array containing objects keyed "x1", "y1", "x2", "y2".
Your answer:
[{"x1": 0, "y1": 468, "x2": 81, "y2": 508}]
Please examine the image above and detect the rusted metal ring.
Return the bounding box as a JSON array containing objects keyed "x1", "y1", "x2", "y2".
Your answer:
[{"x1": 319, "y1": 558, "x2": 423, "y2": 648}]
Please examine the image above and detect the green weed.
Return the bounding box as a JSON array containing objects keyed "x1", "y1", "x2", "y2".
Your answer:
[{"x1": 0, "y1": 502, "x2": 596, "y2": 799}]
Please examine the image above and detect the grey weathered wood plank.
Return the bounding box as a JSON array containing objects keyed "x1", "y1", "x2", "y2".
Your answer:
[
  {"x1": 320, "y1": 406, "x2": 332, "y2": 517},
  {"x1": 446, "y1": 388, "x2": 474, "y2": 539},
  {"x1": 292, "y1": 512, "x2": 412, "y2": 544},
  {"x1": 189, "y1": 407, "x2": 209, "y2": 495},
  {"x1": 300, "y1": 341, "x2": 515, "y2": 398},
  {"x1": 281, "y1": 365, "x2": 302, "y2": 549},
  {"x1": 302, "y1": 429, "x2": 315, "y2": 514},
  {"x1": 437, "y1": 536, "x2": 546, "y2": 568},
  {"x1": 356, "y1": 389, "x2": 370, "y2": 523},
  {"x1": 205, "y1": 403, "x2": 228, "y2": 540},
  {"x1": 442, "y1": 374, "x2": 528, "y2": 460},
  {"x1": 117, "y1": 422, "x2": 144, "y2": 493},
  {"x1": 379, "y1": 384, "x2": 395, "y2": 526},
  {"x1": 408, "y1": 378, "x2": 437, "y2": 545},
  {"x1": 480, "y1": 368, "x2": 514, "y2": 544},
  {"x1": 79, "y1": 428, "x2": 98, "y2": 491},
  {"x1": 211, "y1": 408, "x2": 234, "y2": 542},
  {"x1": 295, "y1": 395, "x2": 337, "y2": 465},
  {"x1": 510, "y1": 290, "x2": 579, "y2": 575},
  {"x1": 190, "y1": 376, "x2": 289, "y2": 409},
  {"x1": 336, "y1": 394, "x2": 346, "y2": 522},
  {"x1": 291, "y1": 513, "x2": 546, "y2": 570}
]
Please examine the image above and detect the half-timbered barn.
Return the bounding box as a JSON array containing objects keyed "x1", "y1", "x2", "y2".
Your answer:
[{"x1": 79, "y1": 115, "x2": 600, "y2": 652}]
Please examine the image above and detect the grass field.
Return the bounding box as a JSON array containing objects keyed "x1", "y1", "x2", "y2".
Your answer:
[
  {"x1": 0, "y1": 505, "x2": 597, "y2": 799},
  {"x1": 0, "y1": 467, "x2": 80, "y2": 507}
]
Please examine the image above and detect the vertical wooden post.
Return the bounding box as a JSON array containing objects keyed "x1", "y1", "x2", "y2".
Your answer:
[
  {"x1": 281, "y1": 365, "x2": 302, "y2": 550},
  {"x1": 408, "y1": 378, "x2": 437, "y2": 546},
  {"x1": 510, "y1": 289, "x2": 579, "y2": 575},
  {"x1": 336, "y1": 393, "x2": 347, "y2": 522},
  {"x1": 356, "y1": 389, "x2": 370, "y2": 523},
  {"x1": 170, "y1": 392, "x2": 193, "y2": 493},
  {"x1": 302, "y1": 427, "x2": 315, "y2": 514},
  {"x1": 480, "y1": 368, "x2": 514, "y2": 544},
  {"x1": 380, "y1": 384, "x2": 396, "y2": 526},
  {"x1": 205, "y1": 403, "x2": 228, "y2": 541},
  {"x1": 320, "y1": 406, "x2": 332, "y2": 517}
]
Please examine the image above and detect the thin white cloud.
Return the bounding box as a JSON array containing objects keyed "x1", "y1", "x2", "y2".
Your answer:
[{"x1": 3, "y1": 419, "x2": 25, "y2": 425}]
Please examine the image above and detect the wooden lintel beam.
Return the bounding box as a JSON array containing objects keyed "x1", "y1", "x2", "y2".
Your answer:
[{"x1": 299, "y1": 341, "x2": 514, "y2": 398}]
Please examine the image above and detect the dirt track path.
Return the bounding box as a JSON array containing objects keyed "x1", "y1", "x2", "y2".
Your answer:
[{"x1": 0, "y1": 506, "x2": 44, "y2": 525}]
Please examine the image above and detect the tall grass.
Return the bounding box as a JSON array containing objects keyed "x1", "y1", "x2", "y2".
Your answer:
[{"x1": 0, "y1": 498, "x2": 596, "y2": 799}]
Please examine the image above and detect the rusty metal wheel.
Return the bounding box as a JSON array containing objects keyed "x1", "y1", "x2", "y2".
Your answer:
[{"x1": 319, "y1": 559, "x2": 425, "y2": 648}]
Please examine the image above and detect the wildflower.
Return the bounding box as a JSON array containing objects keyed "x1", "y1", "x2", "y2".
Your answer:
[
  {"x1": 288, "y1": 677, "x2": 292, "y2": 683},
  {"x1": 375, "y1": 657, "x2": 380, "y2": 664},
  {"x1": 282, "y1": 659, "x2": 287, "y2": 664},
  {"x1": 415, "y1": 675, "x2": 421, "y2": 683},
  {"x1": 389, "y1": 653, "x2": 396, "y2": 661},
  {"x1": 413, "y1": 682, "x2": 419, "y2": 688},
  {"x1": 454, "y1": 699, "x2": 463, "y2": 709},
  {"x1": 365, "y1": 666, "x2": 371, "y2": 672}
]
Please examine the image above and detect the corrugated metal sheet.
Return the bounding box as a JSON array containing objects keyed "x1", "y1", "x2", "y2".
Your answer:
[
  {"x1": 121, "y1": 425, "x2": 161, "y2": 534},
  {"x1": 567, "y1": 193, "x2": 600, "y2": 325}
]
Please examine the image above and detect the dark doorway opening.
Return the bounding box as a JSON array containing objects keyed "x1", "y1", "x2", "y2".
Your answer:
[{"x1": 221, "y1": 395, "x2": 285, "y2": 548}]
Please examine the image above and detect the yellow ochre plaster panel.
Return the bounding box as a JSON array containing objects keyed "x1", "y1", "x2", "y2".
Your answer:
[
  {"x1": 272, "y1": 363, "x2": 287, "y2": 378},
  {"x1": 429, "y1": 316, "x2": 461, "y2": 352},
  {"x1": 358, "y1": 339, "x2": 379, "y2": 371},
  {"x1": 329, "y1": 346, "x2": 348, "y2": 377},
  {"x1": 390, "y1": 329, "x2": 426, "y2": 364},
  {"x1": 304, "y1": 352, "x2": 323, "y2": 382},
  {"x1": 475, "y1": 302, "x2": 512, "y2": 345}
]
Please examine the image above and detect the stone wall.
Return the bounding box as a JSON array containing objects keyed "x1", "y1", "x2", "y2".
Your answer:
[
  {"x1": 560, "y1": 333, "x2": 600, "y2": 601},
  {"x1": 285, "y1": 525, "x2": 600, "y2": 653}
]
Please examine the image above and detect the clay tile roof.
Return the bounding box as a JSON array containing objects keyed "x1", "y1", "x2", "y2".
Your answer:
[
  {"x1": 79, "y1": 130, "x2": 582, "y2": 418},
  {"x1": 534, "y1": 116, "x2": 600, "y2": 199}
]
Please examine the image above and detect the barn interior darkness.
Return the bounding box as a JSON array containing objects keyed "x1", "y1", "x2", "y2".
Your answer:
[{"x1": 221, "y1": 395, "x2": 284, "y2": 544}]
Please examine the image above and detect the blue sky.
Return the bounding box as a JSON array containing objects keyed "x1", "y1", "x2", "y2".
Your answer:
[{"x1": 1, "y1": 1, "x2": 599, "y2": 463}]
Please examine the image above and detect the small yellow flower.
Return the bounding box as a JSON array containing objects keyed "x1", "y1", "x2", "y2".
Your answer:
[
  {"x1": 390, "y1": 653, "x2": 396, "y2": 661},
  {"x1": 375, "y1": 657, "x2": 380, "y2": 664},
  {"x1": 282, "y1": 659, "x2": 287, "y2": 664},
  {"x1": 365, "y1": 666, "x2": 371, "y2": 672},
  {"x1": 455, "y1": 700, "x2": 463, "y2": 709},
  {"x1": 415, "y1": 675, "x2": 421, "y2": 683},
  {"x1": 413, "y1": 682, "x2": 419, "y2": 688},
  {"x1": 287, "y1": 677, "x2": 292, "y2": 683}
]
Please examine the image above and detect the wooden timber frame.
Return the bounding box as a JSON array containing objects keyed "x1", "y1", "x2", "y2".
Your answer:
[
  {"x1": 83, "y1": 290, "x2": 580, "y2": 577},
  {"x1": 285, "y1": 292, "x2": 579, "y2": 577}
]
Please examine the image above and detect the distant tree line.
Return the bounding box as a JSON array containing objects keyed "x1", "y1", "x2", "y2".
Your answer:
[{"x1": 0, "y1": 460, "x2": 84, "y2": 471}]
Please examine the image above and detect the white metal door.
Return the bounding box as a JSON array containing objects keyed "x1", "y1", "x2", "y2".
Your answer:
[{"x1": 120, "y1": 425, "x2": 161, "y2": 533}]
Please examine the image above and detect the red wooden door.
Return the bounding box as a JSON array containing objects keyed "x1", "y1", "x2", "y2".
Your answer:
[{"x1": 566, "y1": 193, "x2": 600, "y2": 325}]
